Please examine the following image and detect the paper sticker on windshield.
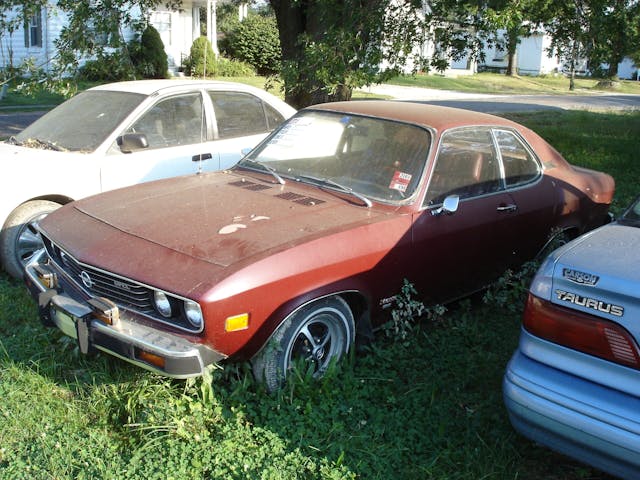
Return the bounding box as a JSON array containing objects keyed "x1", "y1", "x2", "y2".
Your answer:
[
  {"x1": 389, "y1": 171, "x2": 412, "y2": 192},
  {"x1": 267, "y1": 117, "x2": 313, "y2": 147}
]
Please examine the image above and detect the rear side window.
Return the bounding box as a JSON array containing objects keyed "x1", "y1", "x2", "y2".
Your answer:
[
  {"x1": 209, "y1": 91, "x2": 282, "y2": 139},
  {"x1": 424, "y1": 128, "x2": 502, "y2": 206},
  {"x1": 494, "y1": 129, "x2": 540, "y2": 187}
]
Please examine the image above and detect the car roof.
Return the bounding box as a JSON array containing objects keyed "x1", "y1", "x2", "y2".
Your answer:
[
  {"x1": 309, "y1": 100, "x2": 521, "y2": 132},
  {"x1": 89, "y1": 79, "x2": 271, "y2": 96}
]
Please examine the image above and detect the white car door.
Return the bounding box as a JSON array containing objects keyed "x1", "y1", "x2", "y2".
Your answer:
[{"x1": 100, "y1": 91, "x2": 220, "y2": 191}]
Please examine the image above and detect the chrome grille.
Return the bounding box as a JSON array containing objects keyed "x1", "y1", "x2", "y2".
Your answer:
[
  {"x1": 58, "y1": 252, "x2": 154, "y2": 313},
  {"x1": 39, "y1": 234, "x2": 203, "y2": 333}
]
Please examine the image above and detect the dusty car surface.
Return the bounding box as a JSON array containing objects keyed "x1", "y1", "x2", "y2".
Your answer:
[
  {"x1": 0, "y1": 79, "x2": 295, "y2": 278},
  {"x1": 504, "y1": 196, "x2": 640, "y2": 479},
  {"x1": 25, "y1": 101, "x2": 614, "y2": 390}
]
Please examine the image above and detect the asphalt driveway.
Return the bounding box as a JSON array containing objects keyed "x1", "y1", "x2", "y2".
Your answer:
[{"x1": 0, "y1": 110, "x2": 47, "y2": 140}]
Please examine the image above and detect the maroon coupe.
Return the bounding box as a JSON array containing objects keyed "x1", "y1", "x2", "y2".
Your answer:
[{"x1": 25, "y1": 101, "x2": 614, "y2": 390}]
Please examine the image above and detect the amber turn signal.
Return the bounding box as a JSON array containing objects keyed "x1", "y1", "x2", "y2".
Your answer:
[
  {"x1": 225, "y1": 313, "x2": 249, "y2": 332},
  {"x1": 136, "y1": 349, "x2": 166, "y2": 369}
]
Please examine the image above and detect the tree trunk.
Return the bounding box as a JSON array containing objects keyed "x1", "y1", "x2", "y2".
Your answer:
[{"x1": 505, "y1": 27, "x2": 519, "y2": 77}]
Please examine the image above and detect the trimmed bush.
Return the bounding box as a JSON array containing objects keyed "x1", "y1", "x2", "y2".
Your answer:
[
  {"x1": 185, "y1": 36, "x2": 255, "y2": 77},
  {"x1": 223, "y1": 15, "x2": 280, "y2": 75},
  {"x1": 185, "y1": 36, "x2": 217, "y2": 77},
  {"x1": 134, "y1": 24, "x2": 168, "y2": 79}
]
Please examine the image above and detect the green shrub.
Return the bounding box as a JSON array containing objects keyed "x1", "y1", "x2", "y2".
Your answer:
[
  {"x1": 223, "y1": 15, "x2": 281, "y2": 75},
  {"x1": 213, "y1": 56, "x2": 255, "y2": 76},
  {"x1": 185, "y1": 36, "x2": 255, "y2": 77},
  {"x1": 78, "y1": 53, "x2": 134, "y2": 81},
  {"x1": 185, "y1": 36, "x2": 217, "y2": 77},
  {"x1": 131, "y1": 24, "x2": 168, "y2": 79}
]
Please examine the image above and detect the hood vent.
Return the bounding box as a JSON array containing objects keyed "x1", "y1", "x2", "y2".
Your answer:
[
  {"x1": 228, "y1": 180, "x2": 272, "y2": 191},
  {"x1": 275, "y1": 192, "x2": 325, "y2": 207}
]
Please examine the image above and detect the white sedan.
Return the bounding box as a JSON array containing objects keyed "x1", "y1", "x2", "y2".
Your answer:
[{"x1": 0, "y1": 79, "x2": 295, "y2": 278}]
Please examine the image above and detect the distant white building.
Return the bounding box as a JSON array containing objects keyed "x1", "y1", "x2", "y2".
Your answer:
[{"x1": 0, "y1": 0, "x2": 219, "y2": 76}]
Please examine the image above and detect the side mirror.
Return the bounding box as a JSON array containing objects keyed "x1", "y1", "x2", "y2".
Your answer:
[
  {"x1": 117, "y1": 133, "x2": 149, "y2": 153},
  {"x1": 431, "y1": 195, "x2": 460, "y2": 216}
]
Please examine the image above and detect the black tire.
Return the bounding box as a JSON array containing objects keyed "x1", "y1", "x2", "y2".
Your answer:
[
  {"x1": 252, "y1": 296, "x2": 355, "y2": 392},
  {"x1": 0, "y1": 200, "x2": 61, "y2": 279}
]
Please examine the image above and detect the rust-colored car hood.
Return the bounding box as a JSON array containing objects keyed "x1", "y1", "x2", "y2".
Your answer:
[{"x1": 70, "y1": 171, "x2": 392, "y2": 269}]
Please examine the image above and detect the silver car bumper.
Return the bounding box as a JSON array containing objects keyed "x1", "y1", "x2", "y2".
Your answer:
[
  {"x1": 504, "y1": 348, "x2": 640, "y2": 480},
  {"x1": 25, "y1": 255, "x2": 225, "y2": 378}
]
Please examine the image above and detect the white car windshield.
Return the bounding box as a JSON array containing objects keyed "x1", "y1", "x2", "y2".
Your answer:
[
  {"x1": 239, "y1": 110, "x2": 431, "y2": 203},
  {"x1": 14, "y1": 90, "x2": 146, "y2": 152}
]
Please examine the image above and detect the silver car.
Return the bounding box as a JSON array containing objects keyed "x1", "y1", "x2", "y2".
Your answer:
[{"x1": 504, "y1": 196, "x2": 640, "y2": 479}]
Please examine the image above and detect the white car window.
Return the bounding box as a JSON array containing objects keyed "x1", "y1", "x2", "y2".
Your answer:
[
  {"x1": 126, "y1": 93, "x2": 206, "y2": 149},
  {"x1": 209, "y1": 91, "x2": 274, "y2": 139}
]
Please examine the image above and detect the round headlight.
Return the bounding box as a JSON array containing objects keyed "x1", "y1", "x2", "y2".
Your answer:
[
  {"x1": 153, "y1": 291, "x2": 172, "y2": 318},
  {"x1": 184, "y1": 300, "x2": 203, "y2": 329}
]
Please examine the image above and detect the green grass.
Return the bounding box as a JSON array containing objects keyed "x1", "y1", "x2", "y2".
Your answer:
[
  {"x1": 2, "y1": 110, "x2": 637, "y2": 479},
  {"x1": 388, "y1": 72, "x2": 640, "y2": 95}
]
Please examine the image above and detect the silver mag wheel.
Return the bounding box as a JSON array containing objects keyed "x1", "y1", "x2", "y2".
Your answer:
[
  {"x1": 0, "y1": 200, "x2": 61, "y2": 279},
  {"x1": 252, "y1": 296, "x2": 355, "y2": 392}
]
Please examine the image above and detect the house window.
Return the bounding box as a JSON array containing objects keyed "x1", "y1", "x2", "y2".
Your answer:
[
  {"x1": 151, "y1": 12, "x2": 172, "y2": 46},
  {"x1": 24, "y1": 7, "x2": 42, "y2": 48}
]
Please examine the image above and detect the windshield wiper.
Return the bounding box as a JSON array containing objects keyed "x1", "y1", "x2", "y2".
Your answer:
[
  {"x1": 295, "y1": 174, "x2": 372, "y2": 208},
  {"x1": 237, "y1": 158, "x2": 285, "y2": 185},
  {"x1": 22, "y1": 137, "x2": 68, "y2": 152}
]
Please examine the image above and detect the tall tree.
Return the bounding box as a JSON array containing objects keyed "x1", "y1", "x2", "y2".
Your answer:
[
  {"x1": 586, "y1": 0, "x2": 640, "y2": 78},
  {"x1": 543, "y1": 0, "x2": 591, "y2": 89},
  {"x1": 270, "y1": 0, "x2": 429, "y2": 108}
]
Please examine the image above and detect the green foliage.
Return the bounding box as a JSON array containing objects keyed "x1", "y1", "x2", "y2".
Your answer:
[
  {"x1": 223, "y1": 15, "x2": 281, "y2": 75},
  {"x1": 386, "y1": 279, "x2": 446, "y2": 341},
  {"x1": 272, "y1": 0, "x2": 428, "y2": 107},
  {"x1": 78, "y1": 53, "x2": 135, "y2": 82},
  {"x1": 185, "y1": 36, "x2": 216, "y2": 77},
  {"x1": 185, "y1": 37, "x2": 255, "y2": 78},
  {"x1": 135, "y1": 25, "x2": 168, "y2": 79}
]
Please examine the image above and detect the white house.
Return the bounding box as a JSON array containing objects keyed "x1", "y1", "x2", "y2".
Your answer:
[
  {"x1": 481, "y1": 31, "x2": 562, "y2": 75},
  {"x1": 0, "y1": 0, "x2": 220, "y2": 77}
]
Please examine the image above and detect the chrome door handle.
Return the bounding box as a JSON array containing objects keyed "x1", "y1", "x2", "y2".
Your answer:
[{"x1": 497, "y1": 204, "x2": 517, "y2": 213}]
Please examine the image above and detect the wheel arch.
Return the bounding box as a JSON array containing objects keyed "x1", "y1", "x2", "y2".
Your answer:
[
  {"x1": 3, "y1": 194, "x2": 75, "y2": 229},
  {"x1": 239, "y1": 288, "x2": 371, "y2": 361}
]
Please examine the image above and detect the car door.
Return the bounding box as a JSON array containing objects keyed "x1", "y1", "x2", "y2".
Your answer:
[
  {"x1": 100, "y1": 91, "x2": 219, "y2": 191},
  {"x1": 492, "y1": 128, "x2": 557, "y2": 264},
  {"x1": 409, "y1": 127, "x2": 519, "y2": 303},
  {"x1": 207, "y1": 90, "x2": 287, "y2": 170}
]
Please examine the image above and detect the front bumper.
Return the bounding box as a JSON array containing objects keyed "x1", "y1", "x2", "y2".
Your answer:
[
  {"x1": 25, "y1": 254, "x2": 225, "y2": 378},
  {"x1": 504, "y1": 349, "x2": 640, "y2": 479}
]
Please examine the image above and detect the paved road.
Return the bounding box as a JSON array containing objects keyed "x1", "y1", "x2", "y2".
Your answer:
[
  {"x1": 0, "y1": 110, "x2": 47, "y2": 139},
  {"x1": 1, "y1": 85, "x2": 639, "y2": 138},
  {"x1": 360, "y1": 84, "x2": 640, "y2": 113}
]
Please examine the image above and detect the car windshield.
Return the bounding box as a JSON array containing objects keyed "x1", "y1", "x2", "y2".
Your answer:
[
  {"x1": 14, "y1": 90, "x2": 146, "y2": 152},
  {"x1": 238, "y1": 110, "x2": 431, "y2": 203},
  {"x1": 619, "y1": 196, "x2": 640, "y2": 227}
]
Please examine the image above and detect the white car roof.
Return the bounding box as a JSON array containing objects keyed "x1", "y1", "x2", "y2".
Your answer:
[{"x1": 89, "y1": 79, "x2": 276, "y2": 97}]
